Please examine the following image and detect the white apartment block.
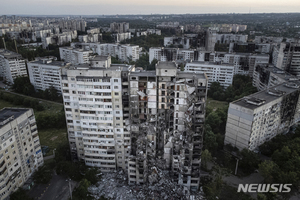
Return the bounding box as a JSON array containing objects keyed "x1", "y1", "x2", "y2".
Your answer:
[
  {"x1": 112, "y1": 32, "x2": 131, "y2": 42},
  {"x1": 209, "y1": 52, "x2": 270, "y2": 76},
  {"x1": 216, "y1": 34, "x2": 248, "y2": 44},
  {"x1": 41, "y1": 30, "x2": 77, "y2": 48},
  {"x1": 225, "y1": 81, "x2": 300, "y2": 151},
  {"x1": 59, "y1": 47, "x2": 92, "y2": 65},
  {"x1": 61, "y1": 62, "x2": 135, "y2": 172},
  {"x1": 185, "y1": 61, "x2": 234, "y2": 88},
  {"x1": 0, "y1": 49, "x2": 27, "y2": 85},
  {"x1": 70, "y1": 43, "x2": 140, "y2": 62},
  {"x1": 0, "y1": 108, "x2": 43, "y2": 199},
  {"x1": 78, "y1": 33, "x2": 102, "y2": 43},
  {"x1": 27, "y1": 57, "x2": 71, "y2": 93},
  {"x1": 149, "y1": 48, "x2": 196, "y2": 63}
]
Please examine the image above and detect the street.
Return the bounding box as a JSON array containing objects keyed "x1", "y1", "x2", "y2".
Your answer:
[{"x1": 27, "y1": 171, "x2": 77, "y2": 200}]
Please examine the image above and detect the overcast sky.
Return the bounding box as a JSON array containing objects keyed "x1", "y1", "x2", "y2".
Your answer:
[{"x1": 1, "y1": 0, "x2": 300, "y2": 15}]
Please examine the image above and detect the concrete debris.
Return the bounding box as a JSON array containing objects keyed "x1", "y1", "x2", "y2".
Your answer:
[
  {"x1": 137, "y1": 90, "x2": 147, "y2": 98},
  {"x1": 89, "y1": 170, "x2": 206, "y2": 200},
  {"x1": 186, "y1": 85, "x2": 196, "y2": 94}
]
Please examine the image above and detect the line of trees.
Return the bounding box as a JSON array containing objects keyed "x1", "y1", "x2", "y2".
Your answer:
[
  {"x1": 12, "y1": 77, "x2": 62, "y2": 102},
  {"x1": 258, "y1": 128, "x2": 300, "y2": 195},
  {"x1": 208, "y1": 74, "x2": 257, "y2": 102}
]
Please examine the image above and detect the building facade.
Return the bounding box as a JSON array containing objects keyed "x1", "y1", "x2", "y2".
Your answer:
[
  {"x1": 272, "y1": 42, "x2": 300, "y2": 76},
  {"x1": 0, "y1": 49, "x2": 27, "y2": 85},
  {"x1": 127, "y1": 62, "x2": 207, "y2": 191},
  {"x1": 224, "y1": 81, "x2": 300, "y2": 151},
  {"x1": 61, "y1": 60, "x2": 208, "y2": 192},
  {"x1": 71, "y1": 43, "x2": 140, "y2": 62},
  {"x1": 27, "y1": 57, "x2": 71, "y2": 93},
  {"x1": 59, "y1": 47, "x2": 92, "y2": 65},
  {"x1": 252, "y1": 64, "x2": 297, "y2": 91},
  {"x1": 61, "y1": 62, "x2": 134, "y2": 172},
  {"x1": 185, "y1": 61, "x2": 234, "y2": 88},
  {"x1": 0, "y1": 108, "x2": 43, "y2": 199}
]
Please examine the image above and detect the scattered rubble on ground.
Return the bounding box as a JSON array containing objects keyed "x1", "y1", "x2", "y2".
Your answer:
[{"x1": 89, "y1": 170, "x2": 206, "y2": 200}]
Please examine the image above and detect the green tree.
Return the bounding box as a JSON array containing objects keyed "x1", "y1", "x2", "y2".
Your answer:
[
  {"x1": 204, "y1": 125, "x2": 218, "y2": 152},
  {"x1": 10, "y1": 188, "x2": 33, "y2": 200},
  {"x1": 258, "y1": 160, "x2": 279, "y2": 183},
  {"x1": 12, "y1": 77, "x2": 35, "y2": 96},
  {"x1": 202, "y1": 149, "x2": 212, "y2": 170},
  {"x1": 72, "y1": 179, "x2": 93, "y2": 200},
  {"x1": 33, "y1": 165, "x2": 53, "y2": 184},
  {"x1": 239, "y1": 149, "x2": 261, "y2": 174}
]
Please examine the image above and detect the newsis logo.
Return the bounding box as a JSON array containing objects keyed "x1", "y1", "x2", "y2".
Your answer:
[{"x1": 237, "y1": 184, "x2": 292, "y2": 193}]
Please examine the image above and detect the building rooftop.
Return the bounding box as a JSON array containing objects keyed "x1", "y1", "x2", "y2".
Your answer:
[
  {"x1": 29, "y1": 59, "x2": 69, "y2": 67},
  {"x1": 0, "y1": 49, "x2": 23, "y2": 59},
  {"x1": 177, "y1": 71, "x2": 207, "y2": 80},
  {"x1": 187, "y1": 61, "x2": 235, "y2": 67},
  {"x1": 90, "y1": 55, "x2": 110, "y2": 61},
  {"x1": 130, "y1": 71, "x2": 156, "y2": 77},
  {"x1": 263, "y1": 65, "x2": 297, "y2": 81},
  {"x1": 66, "y1": 63, "x2": 133, "y2": 72},
  {"x1": 156, "y1": 61, "x2": 177, "y2": 69},
  {"x1": 0, "y1": 108, "x2": 29, "y2": 129},
  {"x1": 232, "y1": 81, "x2": 300, "y2": 110}
]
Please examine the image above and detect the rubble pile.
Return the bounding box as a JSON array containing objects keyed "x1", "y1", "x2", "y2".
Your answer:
[{"x1": 89, "y1": 170, "x2": 206, "y2": 200}]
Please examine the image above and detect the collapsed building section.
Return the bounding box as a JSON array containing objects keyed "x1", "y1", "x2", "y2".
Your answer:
[
  {"x1": 61, "y1": 58, "x2": 208, "y2": 192},
  {"x1": 128, "y1": 62, "x2": 208, "y2": 192}
]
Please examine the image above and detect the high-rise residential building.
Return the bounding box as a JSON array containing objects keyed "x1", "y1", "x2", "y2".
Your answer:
[
  {"x1": 205, "y1": 29, "x2": 217, "y2": 52},
  {"x1": 149, "y1": 48, "x2": 203, "y2": 63},
  {"x1": 110, "y1": 22, "x2": 129, "y2": 33},
  {"x1": 59, "y1": 47, "x2": 93, "y2": 65},
  {"x1": 27, "y1": 57, "x2": 71, "y2": 93},
  {"x1": 272, "y1": 42, "x2": 300, "y2": 76},
  {"x1": 209, "y1": 52, "x2": 270, "y2": 76},
  {"x1": 0, "y1": 49, "x2": 27, "y2": 85},
  {"x1": 61, "y1": 59, "x2": 208, "y2": 192},
  {"x1": 127, "y1": 62, "x2": 207, "y2": 191},
  {"x1": 252, "y1": 64, "x2": 298, "y2": 91},
  {"x1": 185, "y1": 61, "x2": 234, "y2": 88},
  {"x1": 70, "y1": 43, "x2": 140, "y2": 62},
  {"x1": 216, "y1": 34, "x2": 248, "y2": 44},
  {"x1": 224, "y1": 81, "x2": 300, "y2": 151},
  {"x1": 0, "y1": 108, "x2": 43, "y2": 199},
  {"x1": 61, "y1": 61, "x2": 135, "y2": 171}
]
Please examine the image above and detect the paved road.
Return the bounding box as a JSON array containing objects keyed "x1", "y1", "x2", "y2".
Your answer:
[{"x1": 28, "y1": 171, "x2": 77, "y2": 200}]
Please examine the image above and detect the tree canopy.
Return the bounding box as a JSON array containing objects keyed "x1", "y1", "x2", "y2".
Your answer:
[{"x1": 208, "y1": 74, "x2": 257, "y2": 102}]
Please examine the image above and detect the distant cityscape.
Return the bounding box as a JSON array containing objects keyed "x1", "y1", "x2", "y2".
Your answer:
[{"x1": 0, "y1": 13, "x2": 300, "y2": 200}]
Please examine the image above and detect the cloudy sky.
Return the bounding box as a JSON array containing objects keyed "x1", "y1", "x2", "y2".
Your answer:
[{"x1": 1, "y1": 0, "x2": 300, "y2": 15}]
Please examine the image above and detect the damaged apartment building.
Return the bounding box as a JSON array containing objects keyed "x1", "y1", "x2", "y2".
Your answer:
[
  {"x1": 61, "y1": 59, "x2": 208, "y2": 192},
  {"x1": 253, "y1": 64, "x2": 298, "y2": 91},
  {"x1": 224, "y1": 81, "x2": 300, "y2": 151},
  {"x1": 126, "y1": 62, "x2": 207, "y2": 192}
]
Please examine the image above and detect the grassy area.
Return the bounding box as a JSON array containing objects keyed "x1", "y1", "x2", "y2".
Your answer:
[
  {"x1": 38, "y1": 128, "x2": 68, "y2": 156},
  {"x1": 0, "y1": 99, "x2": 14, "y2": 109},
  {"x1": 207, "y1": 98, "x2": 229, "y2": 111},
  {"x1": 0, "y1": 93, "x2": 66, "y2": 156}
]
